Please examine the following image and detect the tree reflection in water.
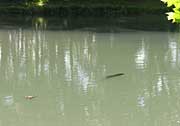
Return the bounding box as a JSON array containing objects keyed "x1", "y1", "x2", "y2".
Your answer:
[{"x1": 0, "y1": 23, "x2": 180, "y2": 126}]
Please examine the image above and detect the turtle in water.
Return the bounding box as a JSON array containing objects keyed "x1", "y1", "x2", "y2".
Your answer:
[{"x1": 25, "y1": 96, "x2": 37, "y2": 100}]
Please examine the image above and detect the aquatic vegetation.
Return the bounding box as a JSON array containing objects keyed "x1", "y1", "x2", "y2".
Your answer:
[{"x1": 161, "y1": 0, "x2": 180, "y2": 23}]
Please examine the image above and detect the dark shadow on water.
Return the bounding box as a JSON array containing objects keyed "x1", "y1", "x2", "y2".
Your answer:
[{"x1": 0, "y1": 14, "x2": 178, "y2": 32}]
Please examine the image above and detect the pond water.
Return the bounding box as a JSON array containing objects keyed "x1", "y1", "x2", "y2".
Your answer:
[{"x1": 0, "y1": 15, "x2": 180, "y2": 126}]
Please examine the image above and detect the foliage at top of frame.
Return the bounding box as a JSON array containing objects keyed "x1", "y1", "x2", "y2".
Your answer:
[{"x1": 161, "y1": 0, "x2": 180, "y2": 23}]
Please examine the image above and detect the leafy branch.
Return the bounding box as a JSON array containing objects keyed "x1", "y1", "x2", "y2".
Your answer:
[{"x1": 161, "y1": 0, "x2": 180, "y2": 23}]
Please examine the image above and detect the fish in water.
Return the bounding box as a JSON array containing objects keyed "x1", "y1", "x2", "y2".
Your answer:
[
  {"x1": 25, "y1": 96, "x2": 37, "y2": 100},
  {"x1": 106, "y1": 73, "x2": 124, "y2": 79}
]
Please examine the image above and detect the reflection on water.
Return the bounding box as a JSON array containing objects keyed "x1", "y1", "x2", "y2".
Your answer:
[
  {"x1": 32, "y1": 17, "x2": 47, "y2": 30},
  {"x1": 0, "y1": 15, "x2": 175, "y2": 31},
  {"x1": 1, "y1": 24, "x2": 180, "y2": 126},
  {"x1": 135, "y1": 38, "x2": 147, "y2": 69}
]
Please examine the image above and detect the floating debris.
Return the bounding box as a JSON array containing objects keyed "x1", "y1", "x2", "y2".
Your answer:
[
  {"x1": 25, "y1": 96, "x2": 37, "y2": 100},
  {"x1": 106, "y1": 73, "x2": 124, "y2": 79}
]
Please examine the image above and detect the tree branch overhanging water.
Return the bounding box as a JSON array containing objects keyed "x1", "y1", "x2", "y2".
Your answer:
[{"x1": 161, "y1": 0, "x2": 180, "y2": 23}]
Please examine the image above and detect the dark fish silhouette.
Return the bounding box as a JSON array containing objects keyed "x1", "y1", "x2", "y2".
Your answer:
[{"x1": 106, "y1": 73, "x2": 124, "y2": 79}]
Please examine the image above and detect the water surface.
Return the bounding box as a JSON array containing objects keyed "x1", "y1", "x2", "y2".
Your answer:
[{"x1": 0, "y1": 16, "x2": 180, "y2": 126}]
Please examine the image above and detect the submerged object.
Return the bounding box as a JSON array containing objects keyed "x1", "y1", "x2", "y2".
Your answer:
[
  {"x1": 25, "y1": 96, "x2": 37, "y2": 100},
  {"x1": 106, "y1": 73, "x2": 124, "y2": 79}
]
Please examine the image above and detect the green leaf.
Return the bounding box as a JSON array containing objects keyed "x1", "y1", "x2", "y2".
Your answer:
[{"x1": 162, "y1": 0, "x2": 180, "y2": 23}]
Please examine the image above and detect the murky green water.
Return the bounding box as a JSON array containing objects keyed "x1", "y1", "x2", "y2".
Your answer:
[{"x1": 0, "y1": 16, "x2": 180, "y2": 126}]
